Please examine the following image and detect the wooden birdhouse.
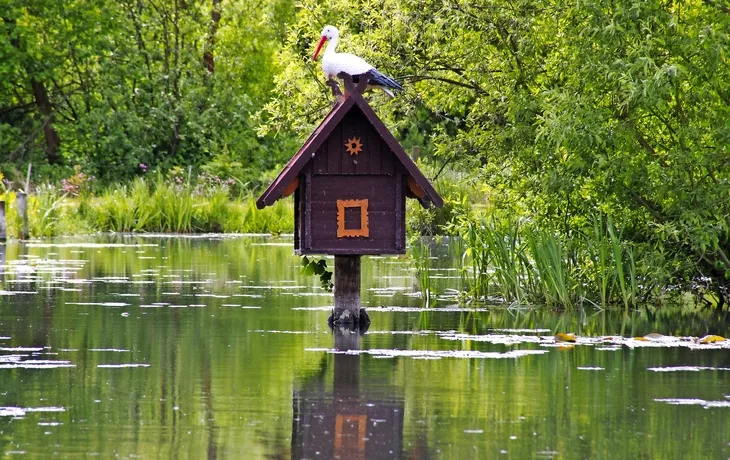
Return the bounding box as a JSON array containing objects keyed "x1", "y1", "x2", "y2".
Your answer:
[
  {"x1": 257, "y1": 73, "x2": 443, "y2": 325},
  {"x1": 257, "y1": 75, "x2": 442, "y2": 254}
]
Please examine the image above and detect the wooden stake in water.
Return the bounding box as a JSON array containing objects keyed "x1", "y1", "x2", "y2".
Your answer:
[
  {"x1": 25, "y1": 163, "x2": 32, "y2": 194},
  {"x1": 16, "y1": 192, "x2": 29, "y2": 240},
  {"x1": 332, "y1": 255, "x2": 370, "y2": 326},
  {"x1": 0, "y1": 200, "x2": 6, "y2": 242}
]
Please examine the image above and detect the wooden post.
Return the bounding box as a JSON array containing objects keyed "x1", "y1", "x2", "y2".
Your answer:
[
  {"x1": 0, "y1": 201, "x2": 5, "y2": 242},
  {"x1": 332, "y1": 255, "x2": 368, "y2": 325},
  {"x1": 0, "y1": 242, "x2": 5, "y2": 277},
  {"x1": 16, "y1": 192, "x2": 29, "y2": 240}
]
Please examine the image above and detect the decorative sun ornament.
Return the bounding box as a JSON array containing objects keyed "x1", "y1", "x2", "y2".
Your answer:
[{"x1": 344, "y1": 137, "x2": 363, "y2": 156}]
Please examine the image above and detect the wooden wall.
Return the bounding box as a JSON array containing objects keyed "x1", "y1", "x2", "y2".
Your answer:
[
  {"x1": 296, "y1": 106, "x2": 408, "y2": 255},
  {"x1": 312, "y1": 109, "x2": 397, "y2": 177}
]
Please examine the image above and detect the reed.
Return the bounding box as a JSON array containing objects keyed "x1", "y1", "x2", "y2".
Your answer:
[
  {"x1": 607, "y1": 221, "x2": 639, "y2": 310},
  {"x1": 152, "y1": 182, "x2": 195, "y2": 233},
  {"x1": 98, "y1": 187, "x2": 135, "y2": 232},
  {"x1": 410, "y1": 237, "x2": 433, "y2": 306},
  {"x1": 459, "y1": 218, "x2": 492, "y2": 300},
  {"x1": 448, "y1": 211, "x2": 648, "y2": 308},
  {"x1": 32, "y1": 185, "x2": 65, "y2": 237},
  {"x1": 486, "y1": 218, "x2": 529, "y2": 304},
  {"x1": 525, "y1": 227, "x2": 575, "y2": 308},
  {"x1": 584, "y1": 216, "x2": 615, "y2": 308}
]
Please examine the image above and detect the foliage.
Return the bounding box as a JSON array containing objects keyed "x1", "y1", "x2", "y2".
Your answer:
[
  {"x1": 300, "y1": 256, "x2": 333, "y2": 292},
  {"x1": 264, "y1": 0, "x2": 730, "y2": 294},
  {"x1": 1, "y1": 0, "x2": 297, "y2": 181}
]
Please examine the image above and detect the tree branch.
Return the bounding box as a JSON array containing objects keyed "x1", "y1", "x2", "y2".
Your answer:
[{"x1": 401, "y1": 74, "x2": 485, "y2": 94}]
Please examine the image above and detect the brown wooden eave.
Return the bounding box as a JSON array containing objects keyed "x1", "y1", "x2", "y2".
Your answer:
[{"x1": 256, "y1": 97, "x2": 357, "y2": 209}]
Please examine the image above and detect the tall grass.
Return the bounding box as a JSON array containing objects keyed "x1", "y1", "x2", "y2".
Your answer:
[
  {"x1": 411, "y1": 238, "x2": 433, "y2": 306},
  {"x1": 83, "y1": 178, "x2": 293, "y2": 234},
  {"x1": 486, "y1": 219, "x2": 528, "y2": 304},
  {"x1": 31, "y1": 185, "x2": 65, "y2": 237},
  {"x1": 459, "y1": 218, "x2": 492, "y2": 301},
  {"x1": 525, "y1": 227, "x2": 574, "y2": 308},
  {"x1": 584, "y1": 216, "x2": 614, "y2": 307},
  {"x1": 453, "y1": 213, "x2": 645, "y2": 309},
  {"x1": 607, "y1": 220, "x2": 639, "y2": 311},
  {"x1": 0, "y1": 177, "x2": 294, "y2": 238}
]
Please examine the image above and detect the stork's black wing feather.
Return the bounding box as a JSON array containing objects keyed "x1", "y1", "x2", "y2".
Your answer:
[{"x1": 367, "y1": 69, "x2": 404, "y2": 92}]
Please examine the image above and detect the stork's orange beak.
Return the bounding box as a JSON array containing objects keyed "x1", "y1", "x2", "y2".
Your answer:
[{"x1": 312, "y1": 36, "x2": 327, "y2": 61}]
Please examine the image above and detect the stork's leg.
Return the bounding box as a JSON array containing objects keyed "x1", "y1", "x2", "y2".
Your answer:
[{"x1": 326, "y1": 78, "x2": 342, "y2": 96}]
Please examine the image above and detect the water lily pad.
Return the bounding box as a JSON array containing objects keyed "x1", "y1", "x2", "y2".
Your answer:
[
  {"x1": 554, "y1": 333, "x2": 576, "y2": 343},
  {"x1": 697, "y1": 335, "x2": 726, "y2": 344}
]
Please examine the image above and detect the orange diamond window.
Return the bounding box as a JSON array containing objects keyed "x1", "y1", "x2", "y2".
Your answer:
[{"x1": 336, "y1": 199, "x2": 369, "y2": 238}]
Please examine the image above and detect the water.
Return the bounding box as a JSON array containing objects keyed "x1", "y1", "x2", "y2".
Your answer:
[{"x1": 0, "y1": 235, "x2": 729, "y2": 458}]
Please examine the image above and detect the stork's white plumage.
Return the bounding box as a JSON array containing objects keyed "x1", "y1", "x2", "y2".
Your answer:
[{"x1": 312, "y1": 25, "x2": 403, "y2": 97}]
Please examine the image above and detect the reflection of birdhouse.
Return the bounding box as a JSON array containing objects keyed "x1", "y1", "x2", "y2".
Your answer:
[
  {"x1": 257, "y1": 76, "x2": 442, "y2": 255},
  {"x1": 292, "y1": 326, "x2": 405, "y2": 458}
]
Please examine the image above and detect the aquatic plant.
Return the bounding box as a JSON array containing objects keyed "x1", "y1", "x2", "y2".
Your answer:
[
  {"x1": 410, "y1": 237, "x2": 433, "y2": 306},
  {"x1": 445, "y1": 210, "x2": 656, "y2": 309},
  {"x1": 525, "y1": 226, "x2": 575, "y2": 308},
  {"x1": 69, "y1": 177, "x2": 294, "y2": 235},
  {"x1": 32, "y1": 185, "x2": 65, "y2": 238}
]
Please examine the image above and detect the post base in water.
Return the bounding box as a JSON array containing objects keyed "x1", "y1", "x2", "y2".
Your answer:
[
  {"x1": 328, "y1": 307, "x2": 370, "y2": 327},
  {"x1": 332, "y1": 255, "x2": 365, "y2": 325}
]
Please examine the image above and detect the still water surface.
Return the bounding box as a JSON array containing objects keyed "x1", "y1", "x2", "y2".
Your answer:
[{"x1": 0, "y1": 235, "x2": 729, "y2": 458}]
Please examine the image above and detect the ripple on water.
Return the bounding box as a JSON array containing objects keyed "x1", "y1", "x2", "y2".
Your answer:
[
  {"x1": 306, "y1": 347, "x2": 548, "y2": 360},
  {"x1": 66, "y1": 302, "x2": 130, "y2": 307},
  {"x1": 0, "y1": 290, "x2": 38, "y2": 295},
  {"x1": 0, "y1": 407, "x2": 65, "y2": 417},
  {"x1": 655, "y1": 398, "x2": 730, "y2": 408},
  {"x1": 0, "y1": 359, "x2": 75, "y2": 369},
  {"x1": 648, "y1": 366, "x2": 730, "y2": 372},
  {"x1": 97, "y1": 364, "x2": 151, "y2": 368}
]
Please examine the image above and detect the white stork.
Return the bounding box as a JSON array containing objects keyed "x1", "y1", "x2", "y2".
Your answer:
[{"x1": 312, "y1": 25, "x2": 404, "y2": 97}]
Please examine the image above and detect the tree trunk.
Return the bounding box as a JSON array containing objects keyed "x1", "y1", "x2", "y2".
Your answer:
[
  {"x1": 3, "y1": 16, "x2": 61, "y2": 164},
  {"x1": 203, "y1": 0, "x2": 222, "y2": 75},
  {"x1": 31, "y1": 80, "x2": 61, "y2": 164}
]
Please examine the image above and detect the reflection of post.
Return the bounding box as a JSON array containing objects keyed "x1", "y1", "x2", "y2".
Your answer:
[
  {"x1": 333, "y1": 325, "x2": 361, "y2": 392},
  {"x1": 333, "y1": 326, "x2": 364, "y2": 460},
  {"x1": 0, "y1": 243, "x2": 5, "y2": 277}
]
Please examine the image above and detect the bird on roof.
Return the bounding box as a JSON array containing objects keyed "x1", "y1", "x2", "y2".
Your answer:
[{"x1": 312, "y1": 25, "x2": 404, "y2": 97}]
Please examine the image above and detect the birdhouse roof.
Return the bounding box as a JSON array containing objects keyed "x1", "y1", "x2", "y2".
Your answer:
[{"x1": 256, "y1": 85, "x2": 443, "y2": 210}]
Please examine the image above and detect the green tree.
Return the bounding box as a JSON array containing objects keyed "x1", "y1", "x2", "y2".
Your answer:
[
  {"x1": 264, "y1": 0, "x2": 730, "y2": 293},
  {"x1": 1, "y1": 0, "x2": 296, "y2": 183}
]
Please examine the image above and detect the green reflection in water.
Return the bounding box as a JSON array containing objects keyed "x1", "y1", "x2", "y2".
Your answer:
[{"x1": 0, "y1": 235, "x2": 728, "y2": 458}]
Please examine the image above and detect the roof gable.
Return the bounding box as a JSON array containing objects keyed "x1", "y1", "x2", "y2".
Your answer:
[{"x1": 257, "y1": 75, "x2": 443, "y2": 209}]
